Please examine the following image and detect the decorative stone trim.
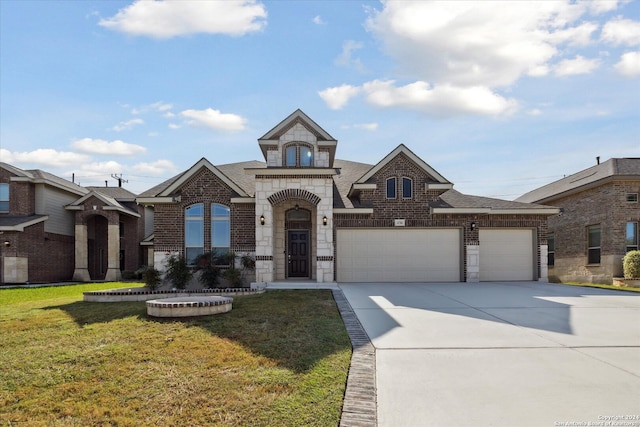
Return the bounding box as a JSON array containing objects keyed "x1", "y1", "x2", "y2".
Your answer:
[
  {"x1": 256, "y1": 174, "x2": 334, "y2": 179},
  {"x1": 146, "y1": 296, "x2": 233, "y2": 318},
  {"x1": 317, "y1": 256, "x2": 334, "y2": 261},
  {"x1": 83, "y1": 288, "x2": 264, "y2": 302},
  {"x1": 256, "y1": 255, "x2": 273, "y2": 261},
  {"x1": 267, "y1": 188, "x2": 321, "y2": 206}
]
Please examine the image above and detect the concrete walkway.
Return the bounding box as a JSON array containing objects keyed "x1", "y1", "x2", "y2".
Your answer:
[{"x1": 339, "y1": 282, "x2": 640, "y2": 427}]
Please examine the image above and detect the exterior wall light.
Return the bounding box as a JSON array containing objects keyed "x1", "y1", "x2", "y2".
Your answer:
[
  {"x1": 260, "y1": 215, "x2": 265, "y2": 226},
  {"x1": 323, "y1": 215, "x2": 328, "y2": 226},
  {"x1": 3, "y1": 241, "x2": 10, "y2": 247},
  {"x1": 470, "y1": 222, "x2": 477, "y2": 231}
]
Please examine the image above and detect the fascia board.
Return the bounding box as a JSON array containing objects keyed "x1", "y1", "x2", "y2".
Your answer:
[
  {"x1": 136, "y1": 197, "x2": 175, "y2": 204},
  {"x1": 159, "y1": 159, "x2": 248, "y2": 197},
  {"x1": 333, "y1": 208, "x2": 374, "y2": 214},
  {"x1": 231, "y1": 197, "x2": 255, "y2": 204},
  {"x1": 426, "y1": 183, "x2": 454, "y2": 190},
  {"x1": 103, "y1": 206, "x2": 141, "y2": 217}
]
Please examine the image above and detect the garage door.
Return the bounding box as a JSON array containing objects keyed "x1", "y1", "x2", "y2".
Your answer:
[
  {"x1": 337, "y1": 228, "x2": 461, "y2": 282},
  {"x1": 479, "y1": 229, "x2": 535, "y2": 281}
]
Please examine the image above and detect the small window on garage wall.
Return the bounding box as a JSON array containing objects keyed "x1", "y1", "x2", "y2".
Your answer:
[
  {"x1": 0, "y1": 183, "x2": 8, "y2": 212},
  {"x1": 587, "y1": 225, "x2": 601, "y2": 264},
  {"x1": 626, "y1": 222, "x2": 638, "y2": 252},
  {"x1": 402, "y1": 177, "x2": 413, "y2": 199},
  {"x1": 386, "y1": 177, "x2": 396, "y2": 199},
  {"x1": 548, "y1": 234, "x2": 555, "y2": 267}
]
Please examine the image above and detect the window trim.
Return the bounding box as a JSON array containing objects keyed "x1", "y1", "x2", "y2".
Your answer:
[
  {"x1": 402, "y1": 177, "x2": 413, "y2": 199},
  {"x1": 185, "y1": 203, "x2": 205, "y2": 265},
  {"x1": 626, "y1": 221, "x2": 638, "y2": 253},
  {"x1": 283, "y1": 142, "x2": 314, "y2": 168},
  {"x1": 587, "y1": 224, "x2": 601, "y2": 265},
  {"x1": 626, "y1": 193, "x2": 638, "y2": 203},
  {"x1": 211, "y1": 203, "x2": 231, "y2": 265},
  {"x1": 386, "y1": 177, "x2": 397, "y2": 199},
  {"x1": 0, "y1": 183, "x2": 9, "y2": 213}
]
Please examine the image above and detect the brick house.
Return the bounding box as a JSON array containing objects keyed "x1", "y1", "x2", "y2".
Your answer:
[
  {"x1": 138, "y1": 109, "x2": 559, "y2": 285},
  {"x1": 0, "y1": 163, "x2": 147, "y2": 284},
  {"x1": 517, "y1": 158, "x2": 640, "y2": 284}
]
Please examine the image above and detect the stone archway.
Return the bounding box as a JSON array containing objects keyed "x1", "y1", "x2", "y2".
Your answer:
[{"x1": 72, "y1": 212, "x2": 122, "y2": 282}]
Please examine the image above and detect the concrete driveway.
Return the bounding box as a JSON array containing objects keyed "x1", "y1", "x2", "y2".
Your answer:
[{"x1": 339, "y1": 282, "x2": 640, "y2": 427}]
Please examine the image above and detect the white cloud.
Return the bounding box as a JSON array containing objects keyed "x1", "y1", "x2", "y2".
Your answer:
[
  {"x1": 335, "y1": 40, "x2": 365, "y2": 72},
  {"x1": 601, "y1": 17, "x2": 640, "y2": 46},
  {"x1": 168, "y1": 123, "x2": 181, "y2": 130},
  {"x1": 361, "y1": 80, "x2": 518, "y2": 117},
  {"x1": 133, "y1": 159, "x2": 177, "y2": 175},
  {"x1": 318, "y1": 84, "x2": 361, "y2": 110},
  {"x1": 71, "y1": 138, "x2": 147, "y2": 156},
  {"x1": 0, "y1": 148, "x2": 91, "y2": 167},
  {"x1": 615, "y1": 51, "x2": 640, "y2": 77},
  {"x1": 131, "y1": 101, "x2": 173, "y2": 115},
  {"x1": 76, "y1": 161, "x2": 124, "y2": 176},
  {"x1": 313, "y1": 15, "x2": 326, "y2": 25},
  {"x1": 180, "y1": 108, "x2": 247, "y2": 131},
  {"x1": 99, "y1": 0, "x2": 267, "y2": 38},
  {"x1": 554, "y1": 55, "x2": 601, "y2": 76},
  {"x1": 354, "y1": 123, "x2": 378, "y2": 131},
  {"x1": 365, "y1": 1, "x2": 612, "y2": 88},
  {"x1": 528, "y1": 109, "x2": 543, "y2": 116},
  {"x1": 112, "y1": 118, "x2": 144, "y2": 132}
]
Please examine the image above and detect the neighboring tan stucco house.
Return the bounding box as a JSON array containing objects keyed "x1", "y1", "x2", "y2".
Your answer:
[
  {"x1": 517, "y1": 158, "x2": 640, "y2": 284},
  {"x1": 0, "y1": 162, "x2": 147, "y2": 284},
  {"x1": 138, "y1": 109, "x2": 559, "y2": 285}
]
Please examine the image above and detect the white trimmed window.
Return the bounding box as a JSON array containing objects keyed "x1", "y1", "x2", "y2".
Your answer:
[
  {"x1": 626, "y1": 222, "x2": 638, "y2": 252},
  {"x1": 587, "y1": 225, "x2": 601, "y2": 264},
  {"x1": 386, "y1": 177, "x2": 396, "y2": 199},
  {"x1": 284, "y1": 143, "x2": 314, "y2": 167},
  {"x1": 185, "y1": 204, "x2": 204, "y2": 265},
  {"x1": 211, "y1": 203, "x2": 230, "y2": 264}
]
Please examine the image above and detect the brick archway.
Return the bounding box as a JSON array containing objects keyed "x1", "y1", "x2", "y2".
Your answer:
[{"x1": 267, "y1": 188, "x2": 321, "y2": 206}]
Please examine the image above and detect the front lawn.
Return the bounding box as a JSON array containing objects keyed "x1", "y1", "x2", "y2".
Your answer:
[{"x1": 0, "y1": 283, "x2": 351, "y2": 426}]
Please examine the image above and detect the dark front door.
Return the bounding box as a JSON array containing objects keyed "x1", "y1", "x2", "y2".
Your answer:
[{"x1": 288, "y1": 230, "x2": 309, "y2": 278}]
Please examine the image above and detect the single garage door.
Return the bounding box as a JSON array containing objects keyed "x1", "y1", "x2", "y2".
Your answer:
[
  {"x1": 337, "y1": 228, "x2": 461, "y2": 282},
  {"x1": 479, "y1": 229, "x2": 535, "y2": 281}
]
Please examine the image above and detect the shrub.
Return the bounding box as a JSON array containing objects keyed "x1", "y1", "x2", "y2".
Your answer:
[
  {"x1": 623, "y1": 250, "x2": 640, "y2": 279},
  {"x1": 121, "y1": 270, "x2": 137, "y2": 281},
  {"x1": 164, "y1": 255, "x2": 192, "y2": 289},
  {"x1": 224, "y1": 267, "x2": 243, "y2": 287},
  {"x1": 193, "y1": 252, "x2": 222, "y2": 288},
  {"x1": 142, "y1": 266, "x2": 162, "y2": 290}
]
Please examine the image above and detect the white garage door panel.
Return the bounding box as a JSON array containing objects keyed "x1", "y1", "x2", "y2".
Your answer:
[
  {"x1": 479, "y1": 229, "x2": 534, "y2": 281},
  {"x1": 337, "y1": 229, "x2": 461, "y2": 282}
]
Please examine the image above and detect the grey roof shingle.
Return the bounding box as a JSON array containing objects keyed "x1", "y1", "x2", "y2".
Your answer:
[
  {"x1": 516, "y1": 158, "x2": 640, "y2": 203},
  {"x1": 437, "y1": 189, "x2": 551, "y2": 210}
]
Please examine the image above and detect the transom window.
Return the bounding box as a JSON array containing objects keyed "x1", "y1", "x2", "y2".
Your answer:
[
  {"x1": 587, "y1": 225, "x2": 601, "y2": 264},
  {"x1": 626, "y1": 222, "x2": 638, "y2": 252},
  {"x1": 212, "y1": 203, "x2": 230, "y2": 263},
  {"x1": 284, "y1": 143, "x2": 314, "y2": 167},
  {"x1": 185, "y1": 204, "x2": 204, "y2": 265},
  {"x1": 0, "y1": 183, "x2": 8, "y2": 212}
]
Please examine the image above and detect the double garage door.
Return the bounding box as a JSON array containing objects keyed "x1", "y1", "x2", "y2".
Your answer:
[{"x1": 336, "y1": 228, "x2": 535, "y2": 283}]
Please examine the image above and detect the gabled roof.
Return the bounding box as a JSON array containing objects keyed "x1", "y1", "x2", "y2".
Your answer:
[
  {"x1": 137, "y1": 158, "x2": 251, "y2": 202},
  {"x1": 257, "y1": 109, "x2": 338, "y2": 165},
  {"x1": 1, "y1": 162, "x2": 87, "y2": 196},
  {"x1": 354, "y1": 144, "x2": 452, "y2": 185},
  {"x1": 86, "y1": 186, "x2": 138, "y2": 201},
  {"x1": 516, "y1": 158, "x2": 640, "y2": 203},
  {"x1": 65, "y1": 190, "x2": 140, "y2": 217}
]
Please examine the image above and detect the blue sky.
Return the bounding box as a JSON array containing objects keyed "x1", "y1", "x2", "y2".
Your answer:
[{"x1": 1, "y1": 0, "x2": 638, "y2": 199}]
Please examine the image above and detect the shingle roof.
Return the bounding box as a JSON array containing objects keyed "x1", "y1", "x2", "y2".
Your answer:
[
  {"x1": 437, "y1": 189, "x2": 551, "y2": 210},
  {"x1": 516, "y1": 158, "x2": 640, "y2": 203},
  {"x1": 87, "y1": 186, "x2": 138, "y2": 200}
]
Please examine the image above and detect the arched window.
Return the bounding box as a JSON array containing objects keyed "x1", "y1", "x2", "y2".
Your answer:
[
  {"x1": 284, "y1": 143, "x2": 314, "y2": 167},
  {"x1": 402, "y1": 177, "x2": 413, "y2": 199},
  {"x1": 185, "y1": 204, "x2": 204, "y2": 264},
  {"x1": 212, "y1": 203, "x2": 230, "y2": 263}
]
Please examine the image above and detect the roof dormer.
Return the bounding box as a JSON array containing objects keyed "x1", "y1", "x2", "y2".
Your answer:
[{"x1": 258, "y1": 109, "x2": 337, "y2": 168}]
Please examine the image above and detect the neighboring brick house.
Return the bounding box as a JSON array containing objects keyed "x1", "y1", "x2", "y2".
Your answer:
[
  {"x1": 517, "y1": 158, "x2": 640, "y2": 284},
  {"x1": 0, "y1": 163, "x2": 146, "y2": 284},
  {"x1": 138, "y1": 109, "x2": 559, "y2": 285}
]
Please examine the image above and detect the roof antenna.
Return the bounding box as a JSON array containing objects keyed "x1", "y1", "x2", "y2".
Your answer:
[
  {"x1": 111, "y1": 173, "x2": 128, "y2": 188},
  {"x1": 596, "y1": 156, "x2": 600, "y2": 165}
]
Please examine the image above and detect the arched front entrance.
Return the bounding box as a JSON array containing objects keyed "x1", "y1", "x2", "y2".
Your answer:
[{"x1": 285, "y1": 207, "x2": 312, "y2": 278}]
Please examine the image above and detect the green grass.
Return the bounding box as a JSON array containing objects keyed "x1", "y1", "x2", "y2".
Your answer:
[
  {"x1": 559, "y1": 281, "x2": 640, "y2": 293},
  {"x1": 0, "y1": 283, "x2": 351, "y2": 426}
]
